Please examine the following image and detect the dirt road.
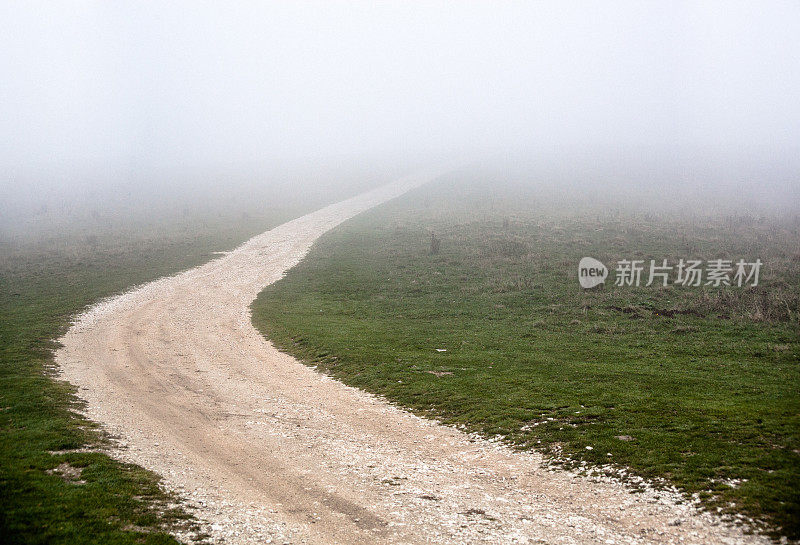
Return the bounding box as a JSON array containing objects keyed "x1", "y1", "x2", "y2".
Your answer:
[{"x1": 57, "y1": 173, "x2": 766, "y2": 544}]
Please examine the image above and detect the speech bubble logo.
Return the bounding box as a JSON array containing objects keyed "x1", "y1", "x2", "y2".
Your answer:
[{"x1": 578, "y1": 257, "x2": 608, "y2": 288}]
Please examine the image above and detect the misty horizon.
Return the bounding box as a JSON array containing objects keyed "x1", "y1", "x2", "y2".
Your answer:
[{"x1": 3, "y1": 2, "x2": 799, "y2": 177}]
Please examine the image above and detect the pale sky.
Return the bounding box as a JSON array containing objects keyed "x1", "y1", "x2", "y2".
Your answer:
[{"x1": 2, "y1": 1, "x2": 799, "y2": 179}]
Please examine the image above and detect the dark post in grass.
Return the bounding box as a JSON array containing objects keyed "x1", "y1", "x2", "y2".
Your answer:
[{"x1": 430, "y1": 232, "x2": 441, "y2": 255}]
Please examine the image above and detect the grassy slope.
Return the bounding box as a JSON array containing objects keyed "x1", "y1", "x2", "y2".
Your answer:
[{"x1": 252, "y1": 174, "x2": 800, "y2": 540}]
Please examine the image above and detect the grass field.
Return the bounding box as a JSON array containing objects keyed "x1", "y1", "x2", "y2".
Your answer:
[
  {"x1": 0, "y1": 171, "x2": 384, "y2": 543},
  {"x1": 252, "y1": 171, "x2": 800, "y2": 540}
]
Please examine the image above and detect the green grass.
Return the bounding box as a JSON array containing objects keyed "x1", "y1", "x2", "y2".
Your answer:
[
  {"x1": 252, "y1": 173, "x2": 800, "y2": 540},
  {"x1": 0, "y1": 171, "x2": 387, "y2": 543}
]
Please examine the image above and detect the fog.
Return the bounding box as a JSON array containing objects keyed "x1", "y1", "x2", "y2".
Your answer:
[{"x1": 2, "y1": 1, "x2": 800, "y2": 225}]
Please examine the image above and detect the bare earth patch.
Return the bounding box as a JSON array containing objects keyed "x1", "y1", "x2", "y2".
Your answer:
[
  {"x1": 47, "y1": 462, "x2": 86, "y2": 485},
  {"x1": 57, "y1": 173, "x2": 768, "y2": 544}
]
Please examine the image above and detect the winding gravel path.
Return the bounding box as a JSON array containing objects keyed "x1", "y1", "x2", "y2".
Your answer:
[{"x1": 57, "y1": 172, "x2": 767, "y2": 544}]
